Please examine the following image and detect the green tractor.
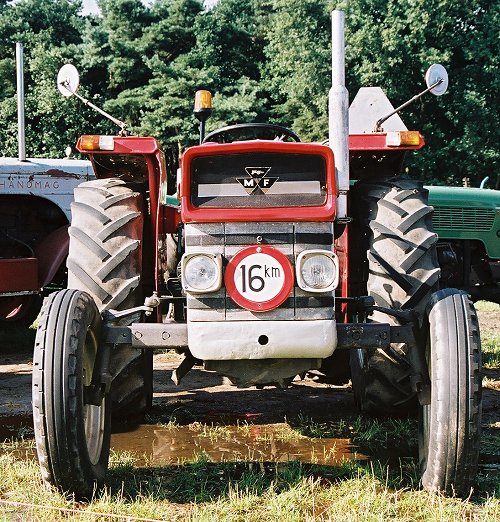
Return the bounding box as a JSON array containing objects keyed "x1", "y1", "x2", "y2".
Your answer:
[{"x1": 429, "y1": 184, "x2": 500, "y2": 304}]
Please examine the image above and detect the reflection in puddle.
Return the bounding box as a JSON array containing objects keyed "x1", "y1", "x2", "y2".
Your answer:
[
  {"x1": 0, "y1": 444, "x2": 36, "y2": 461},
  {"x1": 0, "y1": 415, "x2": 33, "y2": 442},
  {"x1": 0, "y1": 418, "x2": 365, "y2": 467},
  {"x1": 111, "y1": 423, "x2": 366, "y2": 466}
]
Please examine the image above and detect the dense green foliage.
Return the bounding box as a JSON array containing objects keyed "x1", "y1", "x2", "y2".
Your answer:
[{"x1": 0, "y1": 0, "x2": 497, "y2": 184}]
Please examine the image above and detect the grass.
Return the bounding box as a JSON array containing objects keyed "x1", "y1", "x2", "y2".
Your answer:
[
  {"x1": 295, "y1": 415, "x2": 418, "y2": 455},
  {"x1": 1, "y1": 412, "x2": 499, "y2": 521},
  {"x1": 475, "y1": 301, "x2": 499, "y2": 313},
  {"x1": 0, "y1": 447, "x2": 499, "y2": 521},
  {"x1": 482, "y1": 335, "x2": 500, "y2": 369},
  {"x1": 474, "y1": 301, "x2": 500, "y2": 369}
]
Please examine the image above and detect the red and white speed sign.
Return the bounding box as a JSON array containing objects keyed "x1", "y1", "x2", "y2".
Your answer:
[{"x1": 225, "y1": 245, "x2": 294, "y2": 312}]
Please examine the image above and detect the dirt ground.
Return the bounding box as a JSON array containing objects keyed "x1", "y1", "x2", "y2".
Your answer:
[
  {"x1": 0, "y1": 308, "x2": 498, "y2": 437},
  {"x1": 0, "y1": 342, "x2": 356, "y2": 430}
]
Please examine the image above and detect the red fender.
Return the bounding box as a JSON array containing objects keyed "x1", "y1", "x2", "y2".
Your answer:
[{"x1": 35, "y1": 225, "x2": 70, "y2": 287}]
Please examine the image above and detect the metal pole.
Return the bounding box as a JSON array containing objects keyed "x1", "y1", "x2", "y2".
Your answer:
[
  {"x1": 329, "y1": 10, "x2": 349, "y2": 219},
  {"x1": 16, "y1": 43, "x2": 26, "y2": 161},
  {"x1": 199, "y1": 120, "x2": 205, "y2": 144}
]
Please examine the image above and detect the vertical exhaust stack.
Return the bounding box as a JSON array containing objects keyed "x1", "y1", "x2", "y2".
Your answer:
[
  {"x1": 329, "y1": 10, "x2": 349, "y2": 220},
  {"x1": 16, "y1": 42, "x2": 26, "y2": 161}
]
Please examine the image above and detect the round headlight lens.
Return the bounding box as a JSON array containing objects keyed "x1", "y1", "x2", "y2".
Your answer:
[
  {"x1": 184, "y1": 255, "x2": 219, "y2": 291},
  {"x1": 301, "y1": 254, "x2": 336, "y2": 289}
]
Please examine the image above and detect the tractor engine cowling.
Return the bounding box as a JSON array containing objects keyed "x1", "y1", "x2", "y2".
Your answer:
[
  {"x1": 179, "y1": 140, "x2": 339, "y2": 374},
  {"x1": 183, "y1": 221, "x2": 338, "y2": 361}
]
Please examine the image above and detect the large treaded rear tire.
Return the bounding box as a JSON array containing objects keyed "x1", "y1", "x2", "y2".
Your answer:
[
  {"x1": 350, "y1": 179, "x2": 440, "y2": 414},
  {"x1": 419, "y1": 289, "x2": 482, "y2": 496},
  {"x1": 67, "y1": 178, "x2": 152, "y2": 417},
  {"x1": 32, "y1": 289, "x2": 111, "y2": 499}
]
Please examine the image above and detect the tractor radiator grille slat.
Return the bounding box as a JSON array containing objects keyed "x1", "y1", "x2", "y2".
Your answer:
[
  {"x1": 185, "y1": 222, "x2": 335, "y2": 321},
  {"x1": 432, "y1": 207, "x2": 495, "y2": 231}
]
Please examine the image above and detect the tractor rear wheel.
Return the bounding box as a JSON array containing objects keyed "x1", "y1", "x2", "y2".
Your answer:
[
  {"x1": 67, "y1": 178, "x2": 152, "y2": 417},
  {"x1": 350, "y1": 179, "x2": 440, "y2": 414},
  {"x1": 419, "y1": 289, "x2": 482, "y2": 496},
  {"x1": 32, "y1": 289, "x2": 111, "y2": 499}
]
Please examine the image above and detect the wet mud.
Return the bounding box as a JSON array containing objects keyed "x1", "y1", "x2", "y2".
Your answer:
[{"x1": 111, "y1": 423, "x2": 365, "y2": 467}]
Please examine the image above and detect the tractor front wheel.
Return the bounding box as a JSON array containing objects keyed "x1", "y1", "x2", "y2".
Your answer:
[
  {"x1": 32, "y1": 289, "x2": 111, "y2": 499},
  {"x1": 419, "y1": 289, "x2": 482, "y2": 496}
]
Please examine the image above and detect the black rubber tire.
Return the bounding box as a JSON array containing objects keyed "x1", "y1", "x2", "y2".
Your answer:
[
  {"x1": 67, "y1": 178, "x2": 152, "y2": 417},
  {"x1": 32, "y1": 289, "x2": 111, "y2": 499},
  {"x1": 350, "y1": 179, "x2": 440, "y2": 414},
  {"x1": 419, "y1": 289, "x2": 482, "y2": 497}
]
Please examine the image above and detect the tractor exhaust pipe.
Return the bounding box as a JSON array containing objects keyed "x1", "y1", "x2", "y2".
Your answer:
[
  {"x1": 16, "y1": 42, "x2": 26, "y2": 162},
  {"x1": 328, "y1": 10, "x2": 349, "y2": 220}
]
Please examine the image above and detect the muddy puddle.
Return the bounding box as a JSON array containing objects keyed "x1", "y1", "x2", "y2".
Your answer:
[
  {"x1": 110, "y1": 423, "x2": 365, "y2": 466},
  {"x1": 0, "y1": 415, "x2": 365, "y2": 467}
]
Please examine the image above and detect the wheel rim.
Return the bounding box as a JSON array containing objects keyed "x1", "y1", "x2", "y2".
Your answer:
[{"x1": 82, "y1": 327, "x2": 105, "y2": 465}]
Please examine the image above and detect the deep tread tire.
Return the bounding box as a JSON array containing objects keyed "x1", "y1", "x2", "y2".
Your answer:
[
  {"x1": 419, "y1": 289, "x2": 482, "y2": 496},
  {"x1": 32, "y1": 289, "x2": 111, "y2": 499},
  {"x1": 350, "y1": 179, "x2": 440, "y2": 414},
  {"x1": 67, "y1": 179, "x2": 152, "y2": 417}
]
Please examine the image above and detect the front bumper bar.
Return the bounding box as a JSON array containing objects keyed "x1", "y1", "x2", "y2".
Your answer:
[{"x1": 104, "y1": 321, "x2": 415, "y2": 353}]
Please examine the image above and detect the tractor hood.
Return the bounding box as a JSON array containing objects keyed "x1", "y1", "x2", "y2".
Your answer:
[{"x1": 427, "y1": 185, "x2": 500, "y2": 259}]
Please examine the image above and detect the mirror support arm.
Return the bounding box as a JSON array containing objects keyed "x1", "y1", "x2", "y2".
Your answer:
[
  {"x1": 59, "y1": 80, "x2": 128, "y2": 136},
  {"x1": 374, "y1": 78, "x2": 443, "y2": 132}
]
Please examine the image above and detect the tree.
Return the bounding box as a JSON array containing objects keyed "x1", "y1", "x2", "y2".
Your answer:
[
  {"x1": 340, "y1": 0, "x2": 499, "y2": 184},
  {"x1": 96, "y1": 0, "x2": 152, "y2": 90},
  {"x1": 0, "y1": 0, "x2": 496, "y2": 184},
  {"x1": 0, "y1": 0, "x2": 87, "y2": 156},
  {"x1": 137, "y1": 0, "x2": 269, "y2": 166},
  {"x1": 261, "y1": 0, "x2": 332, "y2": 141}
]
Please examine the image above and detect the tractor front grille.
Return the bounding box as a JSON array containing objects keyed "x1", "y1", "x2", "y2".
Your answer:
[
  {"x1": 432, "y1": 206, "x2": 495, "y2": 231},
  {"x1": 185, "y1": 222, "x2": 335, "y2": 321}
]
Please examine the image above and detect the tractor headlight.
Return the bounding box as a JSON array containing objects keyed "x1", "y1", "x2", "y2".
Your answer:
[
  {"x1": 181, "y1": 253, "x2": 222, "y2": 293},
  {"x1": 296, "y1": 250, "x2": 339, "y2": 293}
]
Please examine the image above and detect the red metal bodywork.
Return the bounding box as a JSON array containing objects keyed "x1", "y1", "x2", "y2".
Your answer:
[
  {"x1": 180, "y1": 141, "x2": 337, "y2": 223},
  {"x1": 0, "y1": 258, "x2": 38, "y2": 292},
  {"x1": 0, "y1": 225, "x2": 70, "y2": 296},
  {"x1": 35, "y1": 225, "x2": 70, "y2": 288},
  {"x1": 348, "y1": 133, "x2": 424, "y2": 151}
]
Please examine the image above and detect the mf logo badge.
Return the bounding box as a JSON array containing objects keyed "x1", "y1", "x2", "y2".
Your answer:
[{"x1": 236, "y1": 167, "x2": 279, "y2": 195}]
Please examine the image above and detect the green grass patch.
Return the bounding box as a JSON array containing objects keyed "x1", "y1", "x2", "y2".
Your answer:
[
  {"x1": 481, "y1": 433, "x2": 500, "y2": 457},
  {"x1": 482, "y1": 335, "x2": 500, "y2": 369},
  {"x1": 294, "y1": 414, "x2": 418, "y2": 456},
  {"x1": 475, "y1": 300, "x2": 500, "y2": 369},
  {"x1": 476, "y1": 301, "x2": 500, "y2": 313},
  {"x1": 1, "y1": 447, "x2": 499, "y2": 521}
]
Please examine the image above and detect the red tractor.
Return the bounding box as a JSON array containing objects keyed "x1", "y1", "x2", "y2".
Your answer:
[{"x1": 32, "y1": 11, "x2": 481, "y2": 499}]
